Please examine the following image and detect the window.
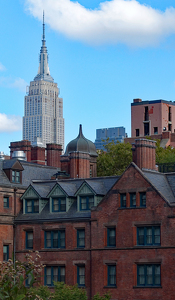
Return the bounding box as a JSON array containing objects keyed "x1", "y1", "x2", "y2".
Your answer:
[
  {"x1": 3, "y1": 197, "x2": 9, "y2": 208},
  {"x1": 137, "y1": 264, "x2": 161, "y2": 287},
  {"x1": 52, "y1": 197, "x2": 66, "y2": 212},
  {"x1": 130, "y1": 193, "x2": 136, "y2": 207},
  {"x1": 45, "y1": 266, "x2": 65, "y2": 286},
  {"x1": 12, "y1": 171, "x2": 20, "y2": 183},
  {"x1": 77, "y1": 265, "x2": 85, "y2": 286},
  {"x1": 136, "y1": 129, "x2": 140, "y2": 137},
  {"x1": 168, "y1": 123, "x2": 172, "y2": 132},
  {"x1": 26, "y1": 271, "x2": 33, "y2": 287},
  {"x1": 108, "y1": 265, "x2": 116, "y2": 286},
  {"x1": 144, "y1": 123, "x2": 149, "y2": 136},
  {"x1": 107, "y1": 228, "x2": 116, "y2": 247},
  {"x1": 45, "y1": 230, "x2": 65, "y2": 248},
  {"x1": 120, "y1": 193, "x2": 126, "y2": 208},
  {"x1": 140, "y1": 192, "x2": 146, "y2": 207},
  {"x1": 154, "y1": 127, "x2": 158, "y2": 134},
  {"x1": 3, "y1": 245, "x2": 9, "y2": 261},
  {"x1": 137, "y1": 226, "x2": 160, "y2": 246},
  {"x1": 26, "y1": 199, "x2": 39, "y2": 213},
  {"x1": 77, "y1": 229, "x2": 85, "y2": 248},
  {"x1": 26, "y1": 231, "x2": 33, "y2": 249},
  {"x1": 80, "y1": 196, "x2": 94, "y2": 210}
]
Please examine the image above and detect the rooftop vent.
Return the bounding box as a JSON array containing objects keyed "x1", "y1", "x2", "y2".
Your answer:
[{"x1": 12, "y1": 151, "x2": 26, "y2": 161}]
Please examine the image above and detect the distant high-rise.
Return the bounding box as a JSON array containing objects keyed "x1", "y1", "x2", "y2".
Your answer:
[
  {"x1": 94, "y1": 126, "x2": 126, "y2": 151},
  {"x1": 23, "y1": 13, "x2": 64, "y2": 149}
]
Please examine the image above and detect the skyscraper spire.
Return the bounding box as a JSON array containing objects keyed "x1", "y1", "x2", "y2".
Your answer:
[
  {"x1": 34, "y1": 12, "x2": 54, "y2": 82},
  {"x1": 42, "y1": 11, "x2": 45, "y2": 46}
]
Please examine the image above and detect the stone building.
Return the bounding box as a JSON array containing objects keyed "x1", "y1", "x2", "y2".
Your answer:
[{"x1": 23, "y1": 13, "x2": 64, "y2": 149}]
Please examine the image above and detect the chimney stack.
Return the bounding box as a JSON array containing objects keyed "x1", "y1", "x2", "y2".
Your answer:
[{"x1": 132, "y1": 139, "x2": 156, "y2": 170}]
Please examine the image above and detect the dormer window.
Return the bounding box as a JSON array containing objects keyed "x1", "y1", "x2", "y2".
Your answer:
[
  {"x1": 26, "y1": 199, "x2": 39, "y2": 213},
  {"x1": 12, "y1": 170, "x2": 20, "y2": 183},
  {"x1": 80, "y1": 196, "x2": 94, "y2": 211},
  {"x1": 52, "y1": 197, "x2": 66, "y2": 212}
]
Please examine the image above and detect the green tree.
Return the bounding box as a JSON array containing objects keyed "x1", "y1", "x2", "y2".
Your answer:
[
  {"x1": 97, "y1": 141, "x2": 132, "y2": 176},
  {"x1": 0, "y1": 255, "x2": 111, "y2": 300},
  {"x1": 155, "y1": 139, "x2": 175, "y2": 164},
  {"x1": 0, "y1": 251, "x2": 44, "y2": 300}
]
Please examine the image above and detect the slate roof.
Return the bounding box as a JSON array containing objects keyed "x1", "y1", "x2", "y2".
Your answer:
[
  {"x1": 0, "y1": 159, "x2": 59, "y2": 189},
  {"x1": 3, "y1": 158, "x2": 23, "y2": 170},
  {"x1": 142, "y1": 169, "x2": 175, "y2": 204},
  {"x1": 31, "y1": 182, "x2": 56, "y2": 198},
  {"x1": 15, "y1": 175, "x2": 119, "y2": 223}
]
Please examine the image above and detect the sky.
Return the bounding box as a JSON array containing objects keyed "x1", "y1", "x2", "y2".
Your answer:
[{"x1": 1, "y1": 0, "x2": 175, "y2": 154}]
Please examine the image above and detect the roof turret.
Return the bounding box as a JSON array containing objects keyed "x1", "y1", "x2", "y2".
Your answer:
[{"x1": 65, "y1": 125, "x2": 98, "y2": 157}]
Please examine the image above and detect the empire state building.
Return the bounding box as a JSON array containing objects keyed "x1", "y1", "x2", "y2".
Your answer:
[{"x1": 23, "y1": 13, "x2": 64, "y2": 149}]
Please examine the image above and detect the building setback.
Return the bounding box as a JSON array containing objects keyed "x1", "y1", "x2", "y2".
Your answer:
[{"x1": 23, "y1": 13, "x2": 64, "y2": 149}]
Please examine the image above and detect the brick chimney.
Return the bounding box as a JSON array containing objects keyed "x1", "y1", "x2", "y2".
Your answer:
[
  {"x1": 31, "y1": 146, "x2": 45, "y2": 165},
  {"x1": 46, "y1": 143, "x2": 62, "y2": 168},
  {"x1": 10, "y1": 140, "x2": 31, "y2": 162},
  {"x1": 69, "y1": 152, "x2": 90, "y2": 179},
  {"x1": 132, "y1": 139, "x2": 156, "y2": 170}
]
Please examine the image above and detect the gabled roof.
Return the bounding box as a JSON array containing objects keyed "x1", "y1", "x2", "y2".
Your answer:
[
  {"x1": 122, "y1": 162, "x2": 175, "y2": 205},
  {"x1": 0, "y1": 159, "x2": 59, "y2": 188},
  {"x1": 3, "y1": 158, "x2": 24, "y2": 170},
  {"x1": 31, "y1": 181, "x2": 56, "y2": 198},
  {"x1": 75, "y1": 176, "x2": 119, "y2": 196},
  {"x1": 142, "y1": 169, "x2": 175, "y2": 204},
  {"x1": 47, "y1": 180, "x2": 84, "y2": 198}
]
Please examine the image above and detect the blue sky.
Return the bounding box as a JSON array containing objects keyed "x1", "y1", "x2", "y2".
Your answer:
[{"x1": 1, "y1": 0, "x2": 175, "y2": 154}]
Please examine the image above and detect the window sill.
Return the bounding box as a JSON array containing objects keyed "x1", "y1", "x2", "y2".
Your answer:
[
  {"x1": 104, "y1": 286, "x2": 117, "y2": 289},
  {"x1": 119, "y1": 207, "x2": 146, "y2": 210},
  {"x1": 133, "y1": 286, "x2": 162, "y2": 289},
  {"x1": 134, "y1": 245, "x2": 161, "y2": 248}
]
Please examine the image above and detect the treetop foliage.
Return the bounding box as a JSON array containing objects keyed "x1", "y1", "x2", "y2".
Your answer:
[{"x1": 97, "y1": 140, "x2": 132, "y2": 176}]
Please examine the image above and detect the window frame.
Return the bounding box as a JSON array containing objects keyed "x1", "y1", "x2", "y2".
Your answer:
[
  {"x1": 130, "y1": 193, "x2": 136, "y2": 207},
  {"x1": 120, "y1": 193, "x2": 126, "y2": 208},
  {"x1": 44, "y1": 230, "x2": 65, "y2": 249},
  {"x1": 52, "y1": 197, "x2": 66, "y2": 212},
  {"x1": 107, "y1": 227, "x2": 116, "y2": 247},
  {"x1": 77, "y1": 229, "x2": 85, "y2": 248},
  {"x1": 137, "y1": 264, "x2": 161, "y2": 287},
  {"x1": 44, "y1": 266, "x2": 65, "y2": 286},
  {"x1": 11, "y1": 170, "x2": 21, "y2": 183},
  {"x1": 3, "y1": 245, "x2": 9, "y2": 261},
  {"x1": 25, "y1": 199, "x2": 39, "y2": 214},
  {"x1": 3, "y1": 196, "x2": 9, "y2": 208},
  {"x1": 26, "y1": 231, "x2": 33, "y2": 249},
  {"x1": 137, "y1": 226, "x2": 160, "y2": 246},
  {"x1": 80, "y1": 196, "x2": 94, "y2": 211},
  {"x1": 77, "y1": 265, "x2": 85, "y2": 287},
  {"x1": 107, "y1": 265, "x2": 116, "y2": 287},
  {"x1": 140, "y1": 192, "x2": 146, "y2": 207}
]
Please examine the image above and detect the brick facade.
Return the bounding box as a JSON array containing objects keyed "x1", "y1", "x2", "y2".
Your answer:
[{"x1": 3, "y1": 138, "x2": 175, "y2": 299}]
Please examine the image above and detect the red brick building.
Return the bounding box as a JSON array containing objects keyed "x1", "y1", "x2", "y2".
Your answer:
[
  {"x1": 11, "y1": 138, "x2": 175, "y2": 299},
  {"x1": 10, "y1": 125, "x2": 98, "y2": 179}
]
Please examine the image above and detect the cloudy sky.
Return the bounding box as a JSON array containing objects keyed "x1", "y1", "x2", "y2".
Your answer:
[{"x1": 1, "y1": 0, "x2": 175, "y2": 154}]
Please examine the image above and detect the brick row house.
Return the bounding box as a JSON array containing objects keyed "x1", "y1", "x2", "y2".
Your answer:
[{"x1": 2, "y1": 131, "x2": 175, "y2": 299}]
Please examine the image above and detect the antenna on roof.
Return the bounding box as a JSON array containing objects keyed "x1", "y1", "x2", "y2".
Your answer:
[{"x1": 42, "y1": 10, "x2": 45, "y2": 42}]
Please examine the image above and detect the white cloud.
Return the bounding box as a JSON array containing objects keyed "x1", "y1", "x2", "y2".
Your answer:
[
  {"x1": 25, "y1": 0, "x2": 175, "y2": 47},
  {"x1": 0, "y1": 62, "x2": 6, "y2": 71},
  {"x1": 0, "y1": 77, "x2": 27, "y2": 92},
  {"x1": 0, "y1": 114, "x2": 22, "y2": 133}
]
